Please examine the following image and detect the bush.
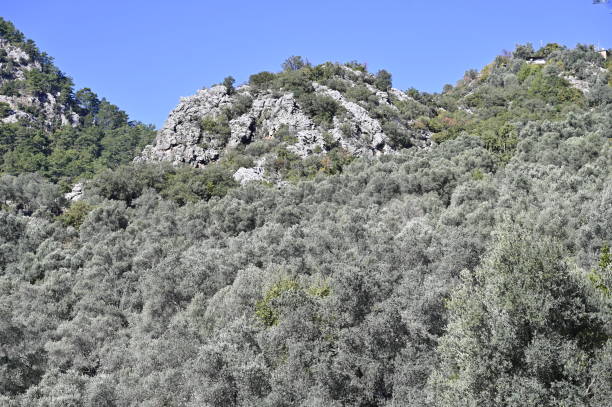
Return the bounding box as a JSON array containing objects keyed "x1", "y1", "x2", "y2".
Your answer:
[
  {"x1": 249, "y1": 71, "x2": 276, "y2": 88},
  {"x1": 255, "y1": 279, "x2": 299, "y2": 326},
  {"x1": 528, "y1": 70, "x2": 584, "y2": 104},
  {"x1": 383, "y1": 121, "x2": 412, "y2": 149},
  {"x1": 277, "y1": 69, "x2": 314, "y2": 96},
  {"x1": 429, "y1": 227, "x2": 610, "y2": 406},
  {"x1": 87, "y1": 163, "x2": 167, "y2": 206},
  {"x1": 374, "y1": 69, "x2": 392, "y2": 91},
  {"x1": 345, "y1": 60, "x2": 368, "y2": 72},
  {"x1": 0, "y1": 172, "x2": 65, "y2": 217},
  {"x1": 274, "y1": 124, "x2": 298, "y2": 144},
  {"x1": 298, "y1": 93, "x2": 342, "y2": 127},
  {"x1": 200, "y1": 115, "x2": 231, "y2": 143},
  {"x1": 57, "y1": 200, "x2": 94, "y2": 228},
  {"x1": 160, "y1": 165, "x2": 237, "y2": 205},
  {"x1": 0, "y1": 79, "x2": 23, "y2": 96},
  {"x1": 230, "y1": 94, "x2": 253, "y2": 117},
  {"x1": 324, "y1": 78, "x2": 349, "y2": 93},
  {"x1": 319, "y1": 147, "x2": 353, "y2": 175},
  {"x1": 517, "y1": 63, "x2": 542, "y2": 83},
  {"x1": 513, "y1": 43, "x2": 535, "y2": 59},
  {"x1": 0, "y1": 101, "x2": 12, "y2": 118},
  {"x1": 282, "y1": 56, "x2": 310, "y2": 72},
  {"x1": 345, "y1": 85, "x2": 373, "y2": 102},
  {"x1": 222, "y1": 76, "x2": 235, "y2": 95}
]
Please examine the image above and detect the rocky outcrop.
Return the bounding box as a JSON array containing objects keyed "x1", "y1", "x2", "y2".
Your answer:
[
  {"x1": 312, "y1": 82, "x2": 392, "y2": 155},
  {"x1": 0, "y1": 39, "x2": 80, "y2": 128},
  {"x1": 137, "y1": 64, "x2": 432, "y2": 180},
  {"x1": 139, "y1": 85, "x2": 232, "y2": 166},
  {"x1": 233, "y1": 166, "x2": 265, "y2": 185},
  {"x1": 562, "y1": 64, "x2": 608, "y2": 94},
  {"x1": 64, "y1": 182, "x2": 84, "y2": 201}
]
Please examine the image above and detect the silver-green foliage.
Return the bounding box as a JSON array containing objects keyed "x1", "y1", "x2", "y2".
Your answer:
[
  {"x1": 429, "y1": 226, "x2": 610, "y2": 406},
  {"x1": 0, "y1": 49, "x2": 610, "y2": 406}
]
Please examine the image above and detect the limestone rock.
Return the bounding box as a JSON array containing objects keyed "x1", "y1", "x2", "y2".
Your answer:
[
  {"x1": 0, "y1": 39, "x2": 80, "y2": 128},
  {"x1": 65, "y1": 183, "x2": 84, "y2": 201},
  {"x1": 233, "y1": 167, "x2": 265, "y2": 185},
  {"x1": 136, "y1": 63, "x2": 432, "y2": 179}
]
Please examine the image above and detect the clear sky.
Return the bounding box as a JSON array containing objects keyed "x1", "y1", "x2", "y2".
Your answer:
[{"x1": 3, "y1": 1, "x2": 611, "y2": 127}]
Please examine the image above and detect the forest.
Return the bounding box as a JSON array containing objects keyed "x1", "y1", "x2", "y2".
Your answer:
[
  {"x1": 0, "y1": 18, "x2": 156, "y2": 190},
  {"x1": 1, "y1": 17, "x2": 611, "y2": 407}
]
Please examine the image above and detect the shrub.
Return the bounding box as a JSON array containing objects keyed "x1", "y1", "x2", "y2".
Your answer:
[
  {"x1": 277, "y1": 69, "x2": 313, "y2": 96},
  {"x1": 282, "y1": 56, "x2": 310, "y2": 72},
  {"x1": 319, "y1": 147, "x2": 353, "y2": 175},
  {"x1": 528, "y1": 70, "x2": 584, "y2": 104},
  {"x1": 395, "y1": 99, "x2": 435, "y2": 121},
  {"x1": 307, "y1": 63, "x2": 342, "y2": 82},
  {"x1": 274, "y1": 124, "x2": 298, "y2": 144},
  {"x1": 230, "y1": 94, "x2": 253, "y2": 117},
  {"x1": 429, "y1": 227, "x2": 610, "y2": 406},
  {"x1": 0, "y1": 101, "x2": 12, "y2": 118},
  {"x1": 588, "y1": 244, "x2": 611, "y2": 298},
  {"x1": 0, "y1": 79, "x2": 23, "y2": 96},
  {"x1": 249, "y1": 71, "x2": 276, "y2": 88},
  {"x1": 345, "y1": 60, "x2": 368, "y2": 72},
  {"x1": 298, "y1": 93, "x2": 342, "y2": 127},
  {"x1": 200, "y1": 115, "x2": 231, "y2": 143},
  {"x1": 0, "y1": 172, "x2": 65, "y2": 217},
  {"x1": 513, "y1": 43, "x2": 535, "y2": 59},
  {"x1": 245, "y1": 138, "x2": 278, "y2": 157},
  {"x1": 517, "y1": 63, "x2": 542, "y2": 83},
  {"x1": 345, "y1": 85, "x2": 373, "y2": 102},
  {"x1": 322, "y1": 131, "x2": 340, "y2": 150},
  {"x1": 324, "y1": 78, "x2": 348, "y2": 93},
  {"x1": 160, "y1": 164, "x2": 237, "y2": 205},
  {"x1": 255, "y1": 278, "x2": 330, "y2": 327},
  {"x1": 383, "y1": 121, "x2": 412, "y2": 149},
  {"x1": 374, "y1": 69, "x2": 392, "y2": 91},
  {"x1": 57, "y1": 200, "x2": 94, "y2": 228},
  {"x1": 222, "y1": 76, "x2": 235, "y2": 95},
  {"x1": 255, "y1": 279, "x2": 299, "y2": 326},
  {"x1": 537, "y1": 42, "x2": 563, "y2": 58}
]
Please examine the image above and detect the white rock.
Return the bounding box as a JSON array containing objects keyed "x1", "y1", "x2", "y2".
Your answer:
[
  {"x1": 0, "y1": 40, "x2": 80, "y2": 128},
  {"x1": 233, "y1": 167, "x2": 265, "y2": 185},
  {"x1": 136, "y1": 65, "x2": 431, "y2": 178},
  {"x1": 65, "y1": 183, "x2": 84, "y2": 201}
]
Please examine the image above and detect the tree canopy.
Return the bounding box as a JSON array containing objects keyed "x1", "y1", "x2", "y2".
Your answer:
[{"x1": 0, "y1": 26, "x2": 610, "y2": 405}]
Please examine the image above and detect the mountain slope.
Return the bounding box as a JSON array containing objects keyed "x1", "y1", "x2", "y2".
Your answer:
[
  {"x1": 0, "y1": 28, "x2": 610, "y2": 407},
  {"x1": 138, "y1": 45, "x2": 611, "y2": 186},
  {"x1": 0, "y1": 18, "x2": 156, "y2": 187},
  {"x1": 0, "y1": 24, "x2": 77, "y2": 129},
  {"x1": 138, "y1": 60, "x2": 433, "y2": 183}
]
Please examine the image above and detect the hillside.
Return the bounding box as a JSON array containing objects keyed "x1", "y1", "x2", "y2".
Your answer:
[
  {"x1": 137, "y1": 59, "x2": 432, "y2": 184},
  {"x1": 0, "y1": 18, "x2": 155, "y2": 188},
  {"x1": 0, "y1": 17, "x2": 611, "y2": 407},
  {"x1": 138, "y1": 45, "x2": 610, "y2": 185}
]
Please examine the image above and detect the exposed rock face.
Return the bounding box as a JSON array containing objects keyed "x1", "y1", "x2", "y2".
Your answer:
[
  {"x1": 137, "y1": 64, "x2": 432, "y2": 180},
  {"x1": 562, "y1": 64, "x2": 608, "y2": 94},
  {"x1": 139, "y1": 86, "x2": 230, "y2": 166},
  {"x1": 312, "y1": 82, "x2": 392, "y2": 155},
  {"x1": 233, "y1": 166, "x2": 265, "y2": 185},
  {"x1": 0, "y1": 39, "x2": 39, "y2": 80},
  {"x1": 65, "y1": 182, "x2": 84, "y2": 201},
  {"x1": 0, "y1": 39, "x2": 80, "y2": 128}
]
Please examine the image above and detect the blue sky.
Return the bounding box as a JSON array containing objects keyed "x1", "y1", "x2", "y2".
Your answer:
[{"x1": 3, "y1": 1, "x2": 611, "y2": 127}]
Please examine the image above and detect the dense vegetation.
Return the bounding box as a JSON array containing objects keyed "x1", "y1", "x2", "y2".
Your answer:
[
  {"x1": 423, "y1": 43, "x2": 611, "y2": 162},
  {"x1": 1, "y1": 18, "x2": 611, "y2": 406},
  {"x1": 0, "y1": 18, "x2": 155, "y2": 189}
]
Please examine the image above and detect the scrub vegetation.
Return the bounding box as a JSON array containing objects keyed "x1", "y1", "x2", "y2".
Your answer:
[{"x1": 1, "y1": 17, "x2": 611, "y2": 406}]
